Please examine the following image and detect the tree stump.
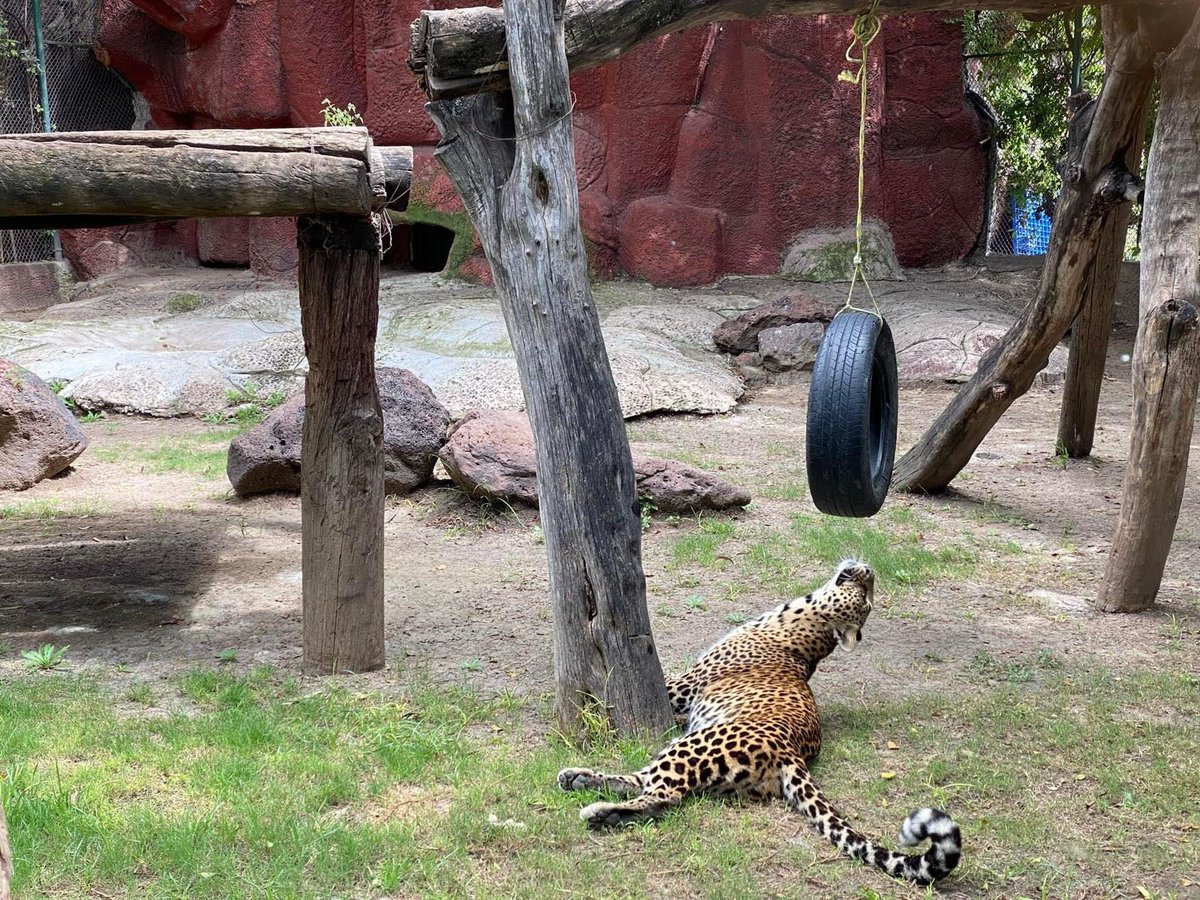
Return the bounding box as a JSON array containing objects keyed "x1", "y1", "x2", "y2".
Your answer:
[
  {"x1": 298, "y1": 215, "x2": 386, "y2": 673},
  {"x1": 1096, "y1": 8, "x2": 1200, "y2": 613},
  {"x1": 424, "y1": 0, "x2": 673, "y2": 736}
]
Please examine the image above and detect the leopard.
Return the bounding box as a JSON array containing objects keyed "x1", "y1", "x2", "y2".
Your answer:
[{"x1": 557, "y1": 558, "x2": 962, "y2": 886}]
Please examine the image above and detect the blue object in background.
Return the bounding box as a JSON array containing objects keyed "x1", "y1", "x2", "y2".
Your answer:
[{"x1": 1009, "y1": 192, "x2": 1053, "y2": 255}]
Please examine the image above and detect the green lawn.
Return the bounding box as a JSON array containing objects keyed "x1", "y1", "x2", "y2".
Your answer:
[{"x1": 2, "y1": 661, "x2": 1197, "y2": 898}]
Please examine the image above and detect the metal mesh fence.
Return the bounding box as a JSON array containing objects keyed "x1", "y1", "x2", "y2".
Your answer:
[
  {"x1": 1, "y1": 0, "x2": 137, "y2": 265},
  {"x1": 962, "y1": 10, "x2": 1070, "y2": 258}
]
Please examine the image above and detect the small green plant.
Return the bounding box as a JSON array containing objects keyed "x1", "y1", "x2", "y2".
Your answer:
[
  {"x1": 79, "y1": 411, "x2": 104, "y2": 424},
  {"x1": 1053, "y1": 439, "x2": 1070, "y2": 470},
  {"x1": 460, "y1": 658, "x2": 483, "y2": 673},
  {"x1": 216, "y1": 649, "x2": 238, "y2": 664},
  {"x1": 165, "y1": 292, "x2": 203, "y2": 314},
  {"x1": 685, "y1": 595, "x2": 706, "y2": 611},
  {"x1": 724, "y1": 612, "x2": 749, "y2": 626},
  {"x1": 226, "y1": 382, "x2": 261, "y2": 405},
  {"x1": 47, "y1": 378, "x2": 66, "y2": 394},
  {"x1": 639, "y1": 495, "x2": 657, "y2": 531},
  {"x1": 22, "y1": 644, "x2": 68, "y2": 671},
  {"x1": 321, "y1": 98, "x2": 363, "y2": 127}
]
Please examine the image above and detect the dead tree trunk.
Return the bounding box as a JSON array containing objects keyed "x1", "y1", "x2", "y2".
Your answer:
[
  {"x1": 1057, "y1": 33, "x2": 1153, "y2": 458},
  {"x1": 1096, "y1": 10, "x2": 1200, "y2": 613},
  {"x1": 409, "y1": 0, "x2": 1153, "y2": 99},
  {"x1": 425, "y1": 0, "x2": 673, "y2": 736},
  {"x1": 892, "y1": 5, "x2": 1158, "y2": 493},
  {"x1": 298, "y1": 215, "x2": 386, "y2": 673}
]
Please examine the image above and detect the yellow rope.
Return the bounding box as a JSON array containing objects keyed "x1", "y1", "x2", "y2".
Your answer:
[{"x1": 838, "y1": 0, "x2": 883, "y2": 318}]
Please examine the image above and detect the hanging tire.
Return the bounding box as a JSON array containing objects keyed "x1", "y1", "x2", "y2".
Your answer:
[{"x1": 806, "y1": 310, "x2": 899, "y2": 518}]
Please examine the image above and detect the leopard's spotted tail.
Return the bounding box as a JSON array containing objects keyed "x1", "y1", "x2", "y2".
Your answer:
[{"x1": 781, "y1": 763, "x2": 961, "y2": 885}]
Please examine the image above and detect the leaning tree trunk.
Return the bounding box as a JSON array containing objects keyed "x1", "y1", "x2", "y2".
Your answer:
[
  {"x1": 1095, "y1": 8, "x2": 1200, "y2": 613},
  {"x1": 1056, "y1": 19, "x2": 1154, "y2": 459},
  {"x1": 892, "y1": 4, "x2": 1161, "y2": 493},
  {"x1": 424, "y1": 0, "x2": 672, "y2": 734}
]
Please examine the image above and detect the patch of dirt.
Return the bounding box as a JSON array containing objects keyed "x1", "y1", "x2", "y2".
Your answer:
[{"x1": 1, "y1": 363, "x2": 1196, "y2": 704}]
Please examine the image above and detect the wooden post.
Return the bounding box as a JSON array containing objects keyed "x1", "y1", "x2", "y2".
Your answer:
[
  {"x1": 1057, "y1": 31, "x2": 1153, "y2": 459},
  {"x1": 425, "y1": 0, "x2": 673, "y2": 736},
  {"x1": 891, "y1": 5, "x2": 1160, "y2": 493},
  {"x1": 297, "y1": 215, "x2": 386, "y2": 673},
  {"x1": 1096, "y1": 10, "x2": 1200, "y2": 613}
]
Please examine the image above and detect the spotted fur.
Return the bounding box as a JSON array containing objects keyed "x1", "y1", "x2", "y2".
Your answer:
[{"x1": 557, "y1": 559, "x2": 962, "y2": 886}]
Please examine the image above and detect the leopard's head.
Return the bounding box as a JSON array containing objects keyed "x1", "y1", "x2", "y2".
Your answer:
[{"x1": 811, "y1": 558, "x2": 875, "y2": 652}]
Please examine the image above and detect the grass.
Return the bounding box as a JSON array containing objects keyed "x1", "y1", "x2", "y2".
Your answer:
[
  {"x1": 0, "y1": 498, "x2": 105, "y2": 520},
  {"x1": 668, "y1": 517, "x2": 737, "y2": 567},
  {"x1": 94, "y1": 428, "x2": 246, "y2": 481},
  {"x1": 2, "y1": 663, "x2": 1196, "y2": 898}
]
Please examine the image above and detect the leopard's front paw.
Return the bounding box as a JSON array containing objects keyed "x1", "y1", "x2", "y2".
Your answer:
[{"x1": 557, "y1": 768, "x2": 601, "y2": 792}]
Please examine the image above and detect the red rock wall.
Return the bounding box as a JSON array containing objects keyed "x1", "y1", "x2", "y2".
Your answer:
[{"x1": 78, "y1": 0, "x2": 985, "y2": 287}]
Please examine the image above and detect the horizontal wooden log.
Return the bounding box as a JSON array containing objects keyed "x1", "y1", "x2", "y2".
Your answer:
[
  {"x1": 0, "y1": 128, "x2": 411, "y2": 225},
  {"x1": 409, "y1": 0, "x2": 1164, "y2": 99}
]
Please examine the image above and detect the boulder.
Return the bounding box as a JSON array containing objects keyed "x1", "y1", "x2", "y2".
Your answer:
[
  {"x1": 633, "y1": 456, "x2": 751, "y2": 514},
  {"x1": 227, "y1": 393, "x2": 304, "y2": 495},
  {"x1": 439, "y1": 410, "x2": 539, "y2": 505},
  {"x1": 758, "y1": 322, "x2": 825, "y2": 372},
  {"x1": 0, "y1": 360, "x2": 88, "y2": 491},
  {"x1": 712, "y1": 292, "x2": 834, "y2": 354},
  {"x1": 439, "y1": 409, "x2": 750, "y2": 513},
  {"x1": 227, "y1": 368, "x2": 449, "y2": 496},
  {"x1": 781, "y1": 221, "x2": 904, "y2": 282}
]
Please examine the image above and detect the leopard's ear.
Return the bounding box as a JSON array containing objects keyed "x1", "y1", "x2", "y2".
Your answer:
[{"x1": 834, "y1": 558, "x2": 861, "y2": 585}]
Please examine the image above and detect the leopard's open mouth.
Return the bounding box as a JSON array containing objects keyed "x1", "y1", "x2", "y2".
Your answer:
[{"x1": 835, "y1": 626, "x2": 864, "y2": 651}]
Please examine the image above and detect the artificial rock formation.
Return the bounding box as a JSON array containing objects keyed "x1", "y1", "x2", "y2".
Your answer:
[{"x1": 84, "y1": 2, "x2": 986, "y2": 286}]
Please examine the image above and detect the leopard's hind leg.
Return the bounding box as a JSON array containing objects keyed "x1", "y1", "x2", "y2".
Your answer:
[{"x1": 574, "y1": 725, "x2": 777, "y2": 829}]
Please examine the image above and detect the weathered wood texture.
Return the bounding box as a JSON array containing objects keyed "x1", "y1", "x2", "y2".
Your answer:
[
  {"x1": 0, "y1": 129, "x2": 411, "y2": 225},
  {"x1": 298, "y1": 215, "x2": 386, "y2": 673},
  {"x1": 0, "y1": 794, "x2": 10, "y2": 900},
  {"x1": 892, "y1": 4, "x2": 1160, "y2": 493},
  {"x1": 1057, "y1": 22, "x2": 1153, "y2": 459},
  {"x1": 428, "y1": 0, "x2": 673, "y2": 735},
  {"x1": 1096, "y1": 10, "x2": 1200, "y2": 613},
  {"x1": 409, "y1": 0, "x2": 1162, "y2": 99}
]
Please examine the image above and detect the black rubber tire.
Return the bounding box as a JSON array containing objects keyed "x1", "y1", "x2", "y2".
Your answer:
[{"x1": 806, "y1": 310, "x2": 899, "y2": 518}]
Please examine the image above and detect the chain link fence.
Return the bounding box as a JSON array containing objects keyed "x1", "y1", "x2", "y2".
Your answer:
[
  {"x1": 1, "y1": 0, "x2": 137, "y2": 264},
  {"x1": 965, "y1": 53, "x2": 1046, "y2": 257}
]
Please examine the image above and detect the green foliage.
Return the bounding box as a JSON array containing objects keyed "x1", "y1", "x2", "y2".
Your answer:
[
  {"x1": 21, "y1": 644, "x2": 68, "y2": 671},
  {"x1": 321, "y1": 98, "x2": 363, "y2": 127},
  {"x1": 638, "y1": 494, "x2": 657, "y2": 531},
  {"x1": 164, "y1": 292, "x2": 203, "y2": 314},
  {"x1": 963, "y1": 10, "x2": 1105, "y2": 202}
]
